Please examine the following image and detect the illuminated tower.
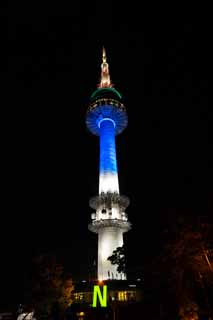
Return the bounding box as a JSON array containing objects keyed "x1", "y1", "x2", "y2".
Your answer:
[{"x1": 86, "y1": 48, "x2": 131, "y2": 281}]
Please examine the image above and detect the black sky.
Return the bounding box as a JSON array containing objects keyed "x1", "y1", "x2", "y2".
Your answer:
[{"x1": 2, "y1": 1, "x2": 212, "y2": 308}]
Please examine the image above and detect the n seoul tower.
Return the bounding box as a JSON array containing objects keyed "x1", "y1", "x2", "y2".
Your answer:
[{"x1": 86, "y1": 48, "x2": 131, "y2": 281}]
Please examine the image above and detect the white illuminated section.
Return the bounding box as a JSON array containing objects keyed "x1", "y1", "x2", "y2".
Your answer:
[
  {"x1": 98, "y1": 227, "x2": 126, "y2": 280},
  {"x1": 17, "y1": 313, "x2": 35, "y2": 320},
  {"x1": 99, "y1": 173, "x2": 119, "y2": 194}
]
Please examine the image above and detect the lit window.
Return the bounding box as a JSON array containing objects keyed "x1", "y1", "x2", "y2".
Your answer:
[
  {"x1": 117, "y1": 290, "x2": 136, "y2": 301},
  {"x1": 118, "y1": 291, "x2": 128, "y2": 301},
  {"x1": 74, "y1": 292, "x2": 84, "y2": 301}
]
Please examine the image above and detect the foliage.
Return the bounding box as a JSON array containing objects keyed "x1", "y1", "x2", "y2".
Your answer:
[
  {"x1": 31, "y1": 254, "x2": 74, "y2": 317},
  {"x1": 107, "y1": 245, "x2": 126, "y2": 274},
  {"x1": 150, "y1": 215, "x2": 212, "y2": 319},
  {"x1": 179, "y1": 301, "x2": 199, "y2": 320}
]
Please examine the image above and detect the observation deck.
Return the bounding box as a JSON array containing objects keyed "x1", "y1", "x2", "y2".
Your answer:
[
  {"x1": 88, "y1": 218, "x2": 131, "y2": 233},
  {"x1": 86, "y1": 87, "x2": 128, "y2": 136},
  {"x1": 89, "y1": 192, "x2": 130, "y2": 210}
]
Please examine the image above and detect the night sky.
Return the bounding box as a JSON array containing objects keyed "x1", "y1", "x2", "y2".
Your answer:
[{"x1": 2, "y1": 1, "x2": 212, "y2": 308}]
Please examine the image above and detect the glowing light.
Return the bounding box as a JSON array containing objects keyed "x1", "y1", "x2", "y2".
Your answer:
[
  {"x1": 98, "y1": 118, "x2": 115, "y2": 128},
  {"x1": 92, "y1": 285, "x2": 107, "y2": 307},
  {"x1": 99, "y1": 118, "x2": 119, "y2": 194},
  {"x1": 90, "y1": 87, "x2": 122, "y2": 100},
  {"x1": 98, "y1": 228, "x2": 125, "y2": 280},
  {"x1": 86, "y1": 103, "x2": 128, "y2": 136},
  {"x1": 76, "y1": 311, "x2": 85, "y2": 319},
  {"x1": 99, "y1": 119, "x2": 117, "y2": 174},
  {"x1": 118, "y1": 291, "x2": 128, "y2": 301},
  {"x1": 99, "y1": 173, "x2": 119, "y2": 194},
  {"x1": 17, "y1": 313, "x2": 35, "y2": 320},
  {"x1": 99, "y1": 47, "x2": 112, "y2": 88}
]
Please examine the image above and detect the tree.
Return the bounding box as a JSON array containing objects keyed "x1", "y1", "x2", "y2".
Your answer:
[
  {"x1": 107, "y1": 245, "x2": 126, "y2": 274},
  {"x1": 150, "y1": 215, "x2": 213, "y2": 319},
  {"x1": 31, "y1": 254, "x2": 74, "y2": 318}
]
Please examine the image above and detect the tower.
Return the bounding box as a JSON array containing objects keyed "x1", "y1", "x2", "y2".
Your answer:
[{"x1": 86, "y1": 48, "x2": 131, "y2": 281}]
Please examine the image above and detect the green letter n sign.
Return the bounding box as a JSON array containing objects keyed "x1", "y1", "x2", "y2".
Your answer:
[{"x1": 92, "y1": 285, "x2": 107, "y2": 307}]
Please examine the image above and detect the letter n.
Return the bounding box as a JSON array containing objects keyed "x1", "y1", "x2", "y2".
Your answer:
[{"x1": 92, "y1": 285, "x2": 107, "y2": 307}]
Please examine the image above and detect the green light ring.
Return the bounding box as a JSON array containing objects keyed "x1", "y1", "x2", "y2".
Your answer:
[{"x1": 91, "y1": 87, "x2": 122, "y2": 100}]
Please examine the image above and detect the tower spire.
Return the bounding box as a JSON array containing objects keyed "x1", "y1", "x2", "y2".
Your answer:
[{"x1": 98, "y1": 47, "x2": 112, "y2": 88}]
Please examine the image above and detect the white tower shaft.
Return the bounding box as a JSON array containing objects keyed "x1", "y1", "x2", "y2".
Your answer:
[{"x1": 98, "y1": 227, "x2": 125, "y2": 280}]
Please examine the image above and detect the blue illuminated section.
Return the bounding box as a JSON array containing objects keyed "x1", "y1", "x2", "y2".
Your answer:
[
  {"x1": 86, "y1": 88, "x2": 128, "y2": 194},
  {"x1": 99, "y1": 118, "x2": 119, "y2": 194},
  {"x1": 99, "y1": 119, "x2": 117, "y2": 175},
  {"x1": 86, "y1": 104, "x2": 128, "y2": 136}
]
